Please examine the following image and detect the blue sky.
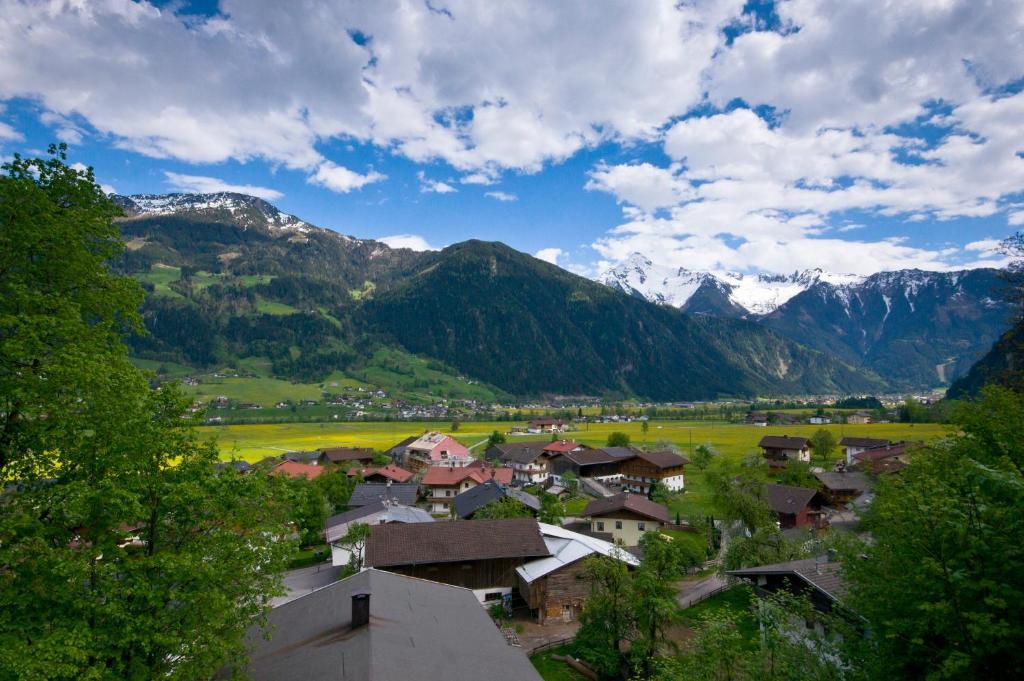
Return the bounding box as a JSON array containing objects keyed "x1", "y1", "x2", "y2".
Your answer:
[{"x1": 2, "y1": 0, "x2": 1022, "y2": 276}]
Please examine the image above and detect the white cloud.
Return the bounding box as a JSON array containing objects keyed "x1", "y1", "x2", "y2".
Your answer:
[
  {"x1": 535, "y1": 247, "x2": 564, "y2": 265},
  {"x1": 460, "y1": 170, "x2": 500, "y2": 185},
  {"x1": 0, "y1": 119, "x2": 21, "y2": 141},
  {"x1": 1009, "y1": 211, "x2": 1024, "y2": 227},
  {"x1": 164, "y1": 171, "x2": 283, "y2": 200},
  {"x1": 484, "y1": 191, "x2": 517, "y2": 202},
  {"x1": 308, "y1": 161, "x2": 385, "y2": 194},
  {"x1": 417, "y1": 171, "x2": 457, "y2": 194},
  {"x1": 378, "y1": 234, "x2": 439, "y2": 251},
  {"x1": 585, "y1": 162, "x2": 692, "y2": 212}
]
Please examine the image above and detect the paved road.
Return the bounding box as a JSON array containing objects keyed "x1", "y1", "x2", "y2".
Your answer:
[
  {"x1": 272, "y1": 562, "x2": 342, "y2": 608},
  {"x1": 676, "y1": 573, "x2": 727, "y2": 609}
]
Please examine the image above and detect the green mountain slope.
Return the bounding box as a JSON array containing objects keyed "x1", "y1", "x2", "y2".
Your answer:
[{"x1": 946, "y1": 317, "x2": 1024, "y2": 398}]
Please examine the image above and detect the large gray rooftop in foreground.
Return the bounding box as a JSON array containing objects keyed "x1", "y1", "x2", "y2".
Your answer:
[{"x1": 221, "y1": 568, "x2": 541, "y2": 681}]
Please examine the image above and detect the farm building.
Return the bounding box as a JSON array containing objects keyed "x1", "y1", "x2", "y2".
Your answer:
[{"x1": 619, "y1": 449, "x2": 689, "y2": 494}]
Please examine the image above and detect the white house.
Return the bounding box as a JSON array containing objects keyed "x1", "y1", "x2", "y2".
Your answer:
[{"x1": 324, "y1": 500, "x2": 433, "y2": 567}]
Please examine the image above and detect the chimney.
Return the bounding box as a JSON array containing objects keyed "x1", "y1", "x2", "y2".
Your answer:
[{"x1": 351, "y1": 591, "x2": 370, "y2": 629}]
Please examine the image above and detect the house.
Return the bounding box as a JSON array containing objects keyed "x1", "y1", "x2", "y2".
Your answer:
[
  {"x1": 839, "y1": 436, "x2": 891, "y2": 464},
  {"x1": 619, "y1": 449, "x2": 689, "y2": 494},
  {"x1": 386, "y1": 435, "x2": 418, "y2": 465},
  {"x1": 813, "y1": 470, "x2": 873, "y2": 507},
  {"x1": 528, "y1": 418, "x2": 569, "y2": 434},
  {"x1": 348, "y1": 464, "x2": 414, "y2": 484},
  {"x1": 324, "y1": 500, "x2": 434, "y2": 567},
  {"x1": 403, "y1": 432, "x2": 473, "y2": 472},
  {"x1": 543, "y1": 439, "x2": 585, "y2": 456},
  {"x1": 214, "y1": 460, "x2": 252, "y2": 475},
  {"x1": 269, "y1": 460, "x2": 325, "y2": 480},
  {"x1": 758, "y1": 435, "x2": 812, "y2": 469},
  {"x1": 746, "y1": 411, "x2": 769, "y2": 427},
  {"x1": 851, "y1": 441, "x2": 915, "y2": 473},
  {"x1": 582, "y1": 493, "x2": 671, "y2": 546},
  {"x1": 486, "y1": 441, "x2": 553, "y2": 484},
  {"x1": 281, "y1": 450, "x2": 320, "y2": 465},
  {"x1": 318, "y1": 446, "x2": 376, "y2": 467},
  {"x1": 217, "y1": 568, "x2": 543, "y2": 681},
  {"x1": 764, "y1": 483, "x2": 826, "y2": 530},
  {"x1": 516, "y1": 523, "x2": 640, "y2": 624},
  {"x1": 421, "y1": 464, "x2": 514, "y2": 514},
  {"x1": 453, "y1": 481, "x2": 541, "y2": 519},
  {"x1": 808, "y1": 416, "x2": 832, "y2": 425},
  {"x1": 847, "y1": 411, "x2": 872, "y2": 425},
  {"x1": 365, "y1": 517, "x2": 551, "y2": 603},
  {"x1": 727, "y1": 555, "x2": 846, "y2": 618},
  {"x1": 348, "y1": 482, "x2": 420, "y2": 508},
  {"x1": 549, "y1": 448, "x2": 625, "y2": 484}
]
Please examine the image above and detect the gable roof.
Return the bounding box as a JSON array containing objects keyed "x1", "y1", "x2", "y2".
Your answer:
[
  {"x1": 352, "y1": 464, "x2": 414, "y2": 483},
  {"x1": 601, "y1": 446, "x2": 641, "y2": 459},
  {"x1": 325, "y1": 502, "x2": 434, "y2": 543},
  {"x1": 320, "y1": 446, "x2": 375, "y2": 462},
  {"x1": 281, "y1": 450, "x2": 320, "y2": 464},
  {"x1": 452, "y1": 481, "x2": 540, "y2": 519},
  {"x1": 561, "y1": 448, "x2": 622, "y2": 466},
  {"x1": 348, "y1": 483, "x2": 419, "y2": 508},
  {"x1": 758, "y1": 435, "x2": 810, "y2": 449},
  {"x1": 582, "y1": 493, "x2": 671, "y2": 523},
  {"x1": 387, "y1": 435, "x2": 418, "y2": 453},
  {"x1": 764, "y1": 483, "x2": 820, "y2": 515},
  {"x1": 839, "y1": 436, "x2": 890, "y2": 449},
  {"x1": 727, "y1": 557, "x2": 847, "y2": 602},
  {"x1": 517, "y1": 522, "x2": 640, "y2": 583},
  {"x1": 421, "y1": 464, "x2": 513, "y2": 487},
  {"x1": 852, "y1": 442, "x2": 913, "y2": 461},
  {"x1": 813, "y1": 471, "x2": 873, "y2": 493},
  {"x1": 631, "y1": 449, "x2": 690, "y2": 469},
  {"x1": 270, "y1": 461, "x2": 324, "y2": 480},
  {"x1": 543, "y1": 440, "x2": 583, "y2": 453},
  {"x1": 365, "y1": 518, "x2": 549, "y2": 567},
  {"x1": 221, "y1": 568, "x2": 542, "y2": 681},
  {"x1": 486, "y1": 441, "x2": 547, "y2": 464}
]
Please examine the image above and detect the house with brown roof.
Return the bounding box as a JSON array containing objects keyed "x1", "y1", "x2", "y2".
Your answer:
[
  {"x1": 764, "y1": 483, "x2": 826, "y2": 530},
  {"x1": 727, "y1": 555, "x2": 846, "y2": 619},
  {"x1": 582, "y1": 493, "x2": 671, "y2": 546},
  {"x1": 528, "y1": 418, "x2": 569, "y2": 433},
  {"x1": 549, "y1": 448, "x2": 626, "y2": 484},
  {"x1": 619, "y1": 449, "x2": 690, "y2": 494},
  {"x1": 851, "y1": 441, "x2": 915, "y2": 473},
  {"x1": 813, "y1": 470, "x2": 873, "y2": 507},
  {"x1": 839, "y1": 436, "x2": 891, "y2": 464},
  {"x1": 324, "y1": 500, "x2": 434, "y2": 567},
  {"x1": 347, "y1": 464, "x2": 414, "y2": 484},
  {"x1": 421, "y1": 464, "x2": 514, "y2": 514},
  {"x1": 365, "y1": 518, "x2": 550, "y2": 603},
  {"x1": 847, "y1": 411, "x2": 872, "y2": 425},
  {"x1": 486, "y1": 441, "x2": 555, "y2": 484},
  {"x1": 319, "y1": 446, "x2": 376, "y2": 467},
  {"x1": 758, "y1": 435, "x2": 812, "y2": 468}
]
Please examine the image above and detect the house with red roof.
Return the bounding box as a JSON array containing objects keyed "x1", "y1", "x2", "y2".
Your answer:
[
  {"x1": 422, "y1": 464, "x2": 514, "y2": 514},
  {"x1": 270, "y1": 461, "x2": 325, "y2": 480}
]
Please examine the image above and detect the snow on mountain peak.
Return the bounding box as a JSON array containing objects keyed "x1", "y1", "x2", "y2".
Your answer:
[{"x1": 118, "y1": 192, "x2": 319, "y2": 234}]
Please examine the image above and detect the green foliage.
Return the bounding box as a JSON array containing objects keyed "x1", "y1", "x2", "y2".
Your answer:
[
  {"x1": 486, "y1": 429, "x2": 507, "y2": 448},
  {"x1": 560, "y1": 471, "x2": 578, "y2": 494},
  {"x1": 287, "y1": 477, "x2": 329, "y2": 546},
  {"x1": 897, "y1": 395, "x2": 932, "y2": 423},
  {"x1": 538, "y1": 491, "x2": 565, "y2": 525},
  {"x1": 338, "y1": 522, "x2": 371, "y2": 570},
  {"x1": 574, "y1": 556, "x2": 634, "y2": 678},
  {"x1": 472, "y1": 496, "x2": 533, "y2": 519},
  {"x1": 774, "y1": 459, "x2": 819, "y2": 488},
  {"x1": 809, "y1": 428, "x2": 837, "y2": 461},
  {"x1": 691, "y1": 443, "x2": 716, "y2": 471},
  {"x1": 451, "y1": 419, "x2": 460, "y2": 432},
  {"x1": 313, "y1": 469, "x2": 357, "y2": 513},
  {"x1": 606, "y1": 431, "x2": 631, "y2": 447},
  {"x1": 845, "y1": 386, "x2": 1024, "y2": 679}
]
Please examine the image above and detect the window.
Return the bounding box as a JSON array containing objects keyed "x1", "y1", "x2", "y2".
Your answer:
[
  {"x1": 615, "y1": 521, "x2": 623, "y2": 530},
  {"x1": 484, "y1": 592, "x2": 504, "y2": 602},
  {"x1": 596, "y1": 521, "x2": 605, "y2": 531},
  {"x1": 445, "y1": 490, "x2": 452, "y2": 497},
  {"x1": 638, "y1": 522, "x2": 646, "y2": 531}
]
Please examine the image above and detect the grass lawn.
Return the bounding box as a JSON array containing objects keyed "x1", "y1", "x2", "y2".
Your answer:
[
  {"x1": 184, "y1": 375, "x2": 326, "y2": 404},
  {"x1": 530, "y1": 645, "x2": 588, "y2": 681},
  {"x1": 254, "y1": 297, "x2": 300, "y2": 315},
  {"x1": 679, "y1": 585, "x2": 758, "y2": 644},
  {"x1": 563, "y1": 497, "x2": 590, "y2": 516},
  {"x1": 132, "y1": 264, "x2": 184, "y2": 298},
  {"x1": 287, "y1": 543, "x2": 330, "y2": 570}
]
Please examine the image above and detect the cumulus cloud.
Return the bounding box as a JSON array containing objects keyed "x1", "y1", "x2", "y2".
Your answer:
[
  {"x1": 484, "y1": 191, "x2": 517, "y2": 202},
  {"x1": 417, "y1": 171, "x2": 457, "y2": 194},
  {"x1": 378, "y1": 234, "x2": 439, "y2": 251},
  {"x1": 0, "y1": 119, "x2": 22, "y2": 141},
  {"x1": 164, "y1": 172, "x2": 283, "y2": 200},
  {"x1": 308, "y1": 161, "x2": 385, "y2": 194},
  {"x1": 535, "y1": 247, "x2": 564, "y2": 265}
]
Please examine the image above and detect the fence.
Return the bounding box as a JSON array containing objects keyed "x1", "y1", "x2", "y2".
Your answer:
[{"x1": 526, "y1": 634, "x2": 577, "y2": 655}]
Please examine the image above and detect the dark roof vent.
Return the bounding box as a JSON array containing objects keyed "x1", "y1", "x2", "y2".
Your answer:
[{"x1": 351, "y1": 591, "x2": 370, "y2": 629}]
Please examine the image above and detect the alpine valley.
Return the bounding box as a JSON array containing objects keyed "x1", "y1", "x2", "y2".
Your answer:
[{"x1": 115, "y1": 192, "x2": 1009, "y2": 400}]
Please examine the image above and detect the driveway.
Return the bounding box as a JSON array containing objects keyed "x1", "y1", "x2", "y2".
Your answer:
[{"x1": 272, "y1": 562, "x2": 342, "y2": 608}]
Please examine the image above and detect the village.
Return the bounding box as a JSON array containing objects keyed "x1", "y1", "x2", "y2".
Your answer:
[{"x1": 216, "y1": 412, "x2": 919, "y2": 679}]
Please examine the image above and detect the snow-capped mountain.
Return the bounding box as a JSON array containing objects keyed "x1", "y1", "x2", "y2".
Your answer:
[
  {"x1": 598, "y1": 253, "x2": 864, "y2": 316},
  {"x1": 112, "y1": 192, "x2": 322, "y2": 234},
  {"x1": 598, "y1": 252, "x2": 1009, "y2": 388}
]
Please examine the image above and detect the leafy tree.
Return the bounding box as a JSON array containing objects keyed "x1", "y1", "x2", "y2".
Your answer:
[
  {"x1": 898, "y1": 396, "x2": 931, "y2": 423},
  {"x1": 538, "y1": 491, "x2": 564, "y2": 525},
  {"x1": 574, "y1": 555, "x2": 634, "y2": 677},
  {"x1": 561, "y1": 470, "x2": 578, "y2": 495},
  {"x1": 845, "y1": 386, "x2": 1024, "y2": 679},
  {"x1": 339, "y1": 522, "x2": 371, "y2": 570},
  {"x1": 314, "y1": 469, "x2": 357, "y2": 513},
  {"x1": 472, "y1": 496, "x2": 532, "y2": 519},
  {"x1": 648, "y1": 479, "x2": 671, "y2": 505},
  {"x1": 606, "y1": 431, "x2": 630, "y2": 447},
  {"x1": 641, "y1": 419, "x2": 650, "y2": 438},
  {"x1": 775, "y1": 459, "x2": 818, "y2": 488},
  {"x1": 691, "y1": 443, "x2": 716, "y2": 471},
  {"x1": 809, "y1": 428, "x2": 837, "y2": 463},
  {"x1": 289, "y1": 478, "x2": 329, "y2": 546},
  {"x1": 486, "y1": 429, "x2": 506, "y2": 448},
  {"x1": 450, "y1": 419, "x2": 460, "y2": 432},
  {"x1": 630, "y1": 533, "x2": 691, "y2": 676}
]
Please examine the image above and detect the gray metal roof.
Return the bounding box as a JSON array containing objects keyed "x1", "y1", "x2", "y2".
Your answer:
[
  {"x1": 727, "y1": 557, "x2": 847, "y2": 602},
  {"x1": 348, "y1": 483, "x2": 419, "y2": 507},
  {"x1": 221, "y1": 569, "x2": 542, "y2": 681}
]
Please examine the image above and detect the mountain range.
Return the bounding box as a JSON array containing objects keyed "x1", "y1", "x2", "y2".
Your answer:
[
  {"x1": 600, "y1": 253, "x2": 1009, "y2": 389},
  {"x1": 112, "y1": 192, "x2": 1009, "y2": 398}
]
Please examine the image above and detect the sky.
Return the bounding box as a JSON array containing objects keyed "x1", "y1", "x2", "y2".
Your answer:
[{"x1": 1, "y1": 0, "x2": 1022, "y2": 277}]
